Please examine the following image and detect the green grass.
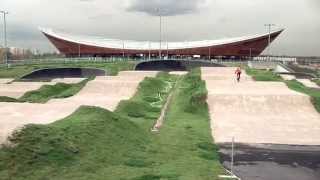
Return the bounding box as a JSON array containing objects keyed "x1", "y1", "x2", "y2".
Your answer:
[
  {"x1": 246, "y1": 68, "x2": 282, "y2": 81},
  {"x1": 0, "y1": 106, "x2": 150, "y2": 180},
  {"x1": 20, "y1": 78, "x2": 91, "y2": 103},
  {"x1": 0, "y1": 96, "x2": 22, "y2": 103},
  {"x1": 0, "y1": 70, "x2": 224, "y2": 179},
  {"x1": 247, "y1": 68, "x2": 320, "y2": 113},
  {"x1": 0, "y1": 61, "x2": 135, "y2": 79},
  {"x1": 0, "y1": 78, "x2": 91, "y2": 103},
  {"x1": 146, "y1": 69, "x2": 224, "y2": 179}
]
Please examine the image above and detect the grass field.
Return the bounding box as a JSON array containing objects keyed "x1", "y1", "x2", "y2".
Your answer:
[
  {"x1": 0, "y1": 70, "x2": 224, "y2": 179},
  {"x1": 0, "y1": 78, "x2": 91, "y2": 103},
  {"x1": 247, "y1": 68, "x2": 320, "y2": 112},
  {"x1": 246, "y1": 68, "x2": 282, "y2": 81},
  {"x1": 0, "y1": 61, "x2": 135, "y2": 79}
]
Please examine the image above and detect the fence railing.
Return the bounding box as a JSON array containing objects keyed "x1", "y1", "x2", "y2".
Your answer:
[{"x1": 0, "y1": 56, "x2": 299, "y2": 68}]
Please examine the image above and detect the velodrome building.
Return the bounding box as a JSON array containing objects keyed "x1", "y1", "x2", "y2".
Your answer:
[{"x1": 40, "y1": 28, "x2": 284, "y2": 59}]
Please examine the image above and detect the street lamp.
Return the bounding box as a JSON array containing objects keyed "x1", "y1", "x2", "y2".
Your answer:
[
  {"x1": 0, "y1": 10, "x2": 8, "y2": 66},
  {"x1": 264, "y1": 24, "x2": 275, "y2": 61}
]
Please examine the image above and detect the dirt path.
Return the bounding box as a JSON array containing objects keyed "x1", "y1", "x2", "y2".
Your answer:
[
  {"x1": 202, "y1": 67, "x2": 320, "y2": 145},
  {"x1": 0, "y1": 71, "x2": 158, "y2": 144}
]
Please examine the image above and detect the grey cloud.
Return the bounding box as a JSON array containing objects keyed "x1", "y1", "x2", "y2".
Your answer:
[
  {"x1": 127, "y1": 0, "x2": 207, "y2": 16},
  {"x1": 2, "y1": 0, "x2": 320, "y2": 56}
]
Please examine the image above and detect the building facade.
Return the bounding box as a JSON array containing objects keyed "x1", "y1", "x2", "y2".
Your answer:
[{"x1": 40, "y1": 28, "x2": 284, "y2": 59}]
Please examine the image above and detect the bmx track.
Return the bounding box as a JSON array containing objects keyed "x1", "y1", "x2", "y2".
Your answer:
[{"x1": 0, "y1": 71, "x2": 158, "y2": 144}]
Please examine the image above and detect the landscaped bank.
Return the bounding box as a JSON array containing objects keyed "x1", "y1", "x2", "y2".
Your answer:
[{"x1": 0, "y1": 70, "x2": 224, "y2": 180}]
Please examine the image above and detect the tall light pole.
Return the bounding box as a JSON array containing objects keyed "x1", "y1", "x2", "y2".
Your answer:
[
  {"x1": 78, "y1": 43, "x2": 81, "y2": 58},
  {"x1": 156, "y1": 8, "x2": 162, "y2": 60},
  {"x1": 122, "y1": 41, "x2": 125, "y2": 59},
  {"x1": 148, "y1": 41, "x2": 151, "y2": 60},
  {"x1": 264, "y1": 24, "x2": 275, "y2": 61},
  {"x1": 0, "y1": 11, "x2": 8, "y2": 65}
]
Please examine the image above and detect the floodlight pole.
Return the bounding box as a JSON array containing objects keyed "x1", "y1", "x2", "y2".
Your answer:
[
  {"x1": 156, "y1": 8, "x2": 162, "y2": 60},
  {"x1": 166, "y1": 41, "x2": 169, "y2": 59},
  {"x1": 148, "y1": 41, "x2": 151, "y2": 60},
  {"x1": 265, "y1": 24, "x2": 275, "y2": 61},
  {"x1": 78, "y1": 43, "x2": 81, "y2": 58},
  {"x1": 1, "y1": 11, "x2": 8, "y2": 66},
  {"x1": 122, "y1": 41, "x2": 125, "y2": 59}
]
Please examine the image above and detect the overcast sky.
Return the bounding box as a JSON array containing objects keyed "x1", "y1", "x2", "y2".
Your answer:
[{"x1": 1, "y1": 0, "x2": 320, "y2": 56}]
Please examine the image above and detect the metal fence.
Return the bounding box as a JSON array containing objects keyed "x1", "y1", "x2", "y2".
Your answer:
[{"x1": 0, "y1": 56, "x2": 303, "y2": 68}]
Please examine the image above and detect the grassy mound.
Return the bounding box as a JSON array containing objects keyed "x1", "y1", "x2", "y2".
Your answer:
[
  {"x1": 183, "y1": 69, "x2": 208, "y2": 112},
  {"x1": 116, "y1": 72, "x2": 176, "y2": 118},
  {"x1": 146, "y1": 69, "x2": 224, "y2": 179},
  {"x1": 20, "y1": 78, "x2": 91, "y2": 103},
  {"x1": 0, "y1": 79, "x2": 90, "y2": 103},
  {"x1": 0, "y1": 96, "x2": 23, "y2": 103},
  {"x1": 0, "y1": 106, "x2": 149, "y2": 179}
]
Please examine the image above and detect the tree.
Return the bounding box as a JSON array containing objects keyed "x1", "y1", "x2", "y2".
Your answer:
[{"x1": 0, "y1": 48, "x2": 4, "y2": 64}]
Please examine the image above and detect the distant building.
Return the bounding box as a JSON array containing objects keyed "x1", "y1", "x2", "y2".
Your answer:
[{"x1": 40, "y1": 28, "x2": 284, "y2": 59}]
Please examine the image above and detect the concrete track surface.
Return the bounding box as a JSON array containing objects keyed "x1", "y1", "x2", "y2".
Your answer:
[
  {"x1": 0, "y1": 71, "x2": 158, "y2": 144},
  {"x1": 202, "y1": 67, "x2": 320, "y2": 145}
]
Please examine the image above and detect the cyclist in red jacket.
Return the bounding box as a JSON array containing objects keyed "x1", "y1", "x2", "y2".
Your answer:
[{"x1": 235, "y1": 67, "x2": 242, "y2": 82}]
